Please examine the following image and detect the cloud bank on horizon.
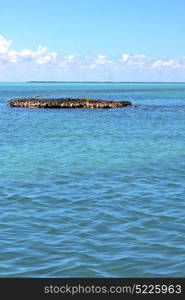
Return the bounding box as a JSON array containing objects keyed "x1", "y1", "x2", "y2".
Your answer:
[{"x1": 0, "y1": 34, "x2": 185, "y2": 82}]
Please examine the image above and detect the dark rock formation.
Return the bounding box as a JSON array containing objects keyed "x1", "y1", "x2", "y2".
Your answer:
[{"x1": 8, "y1": 98, "x2": 132, "y2": 109}]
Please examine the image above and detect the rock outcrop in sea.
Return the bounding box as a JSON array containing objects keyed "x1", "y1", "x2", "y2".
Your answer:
[{"x1": 8, "y1": 98, "x2": 132, "y2": 109}]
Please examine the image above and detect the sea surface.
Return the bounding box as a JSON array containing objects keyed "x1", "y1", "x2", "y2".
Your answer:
[{"x1": 0, "y1": 82, "x2": 185, "y2": 277}]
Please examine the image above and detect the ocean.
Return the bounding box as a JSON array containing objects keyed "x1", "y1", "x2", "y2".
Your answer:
[{"x1": 0, "y1": 82, "x2": 185, "y2": 277}]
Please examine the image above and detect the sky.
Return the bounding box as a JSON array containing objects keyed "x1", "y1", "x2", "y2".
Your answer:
[{"x1": 0, "y1": 0, "x2": 185, "y2": 81}]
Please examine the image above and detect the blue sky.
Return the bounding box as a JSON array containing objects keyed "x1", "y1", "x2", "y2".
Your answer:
[{"x1": 0, "y1": 0, "x2": 185, "y2": 81}]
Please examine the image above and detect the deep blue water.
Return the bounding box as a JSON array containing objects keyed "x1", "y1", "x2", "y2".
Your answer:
[{"x1": 0, "y1": 82, "x2": 185, "y2": 277}]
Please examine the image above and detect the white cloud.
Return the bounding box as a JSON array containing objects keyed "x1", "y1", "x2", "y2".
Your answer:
[
  {"x1": 0, "y1": 35, "x2": 58, "y2": 65},
  {"x1": 152, "y1": 59, "x2": 177, "y2": 68},
  {"x1": 0, "y1": 35, "x2": 12, "y2": 53},
  {"x1": 120, "y1": 54, "x2": 147, "y2": 65},
  {"x1": 1, "y1": 34, "x2": 185, "y2": 81}
]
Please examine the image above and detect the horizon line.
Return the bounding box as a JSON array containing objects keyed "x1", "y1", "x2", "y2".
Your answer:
[{"x1": 1, "y1": 81, "x2": 185, "y2": 84}]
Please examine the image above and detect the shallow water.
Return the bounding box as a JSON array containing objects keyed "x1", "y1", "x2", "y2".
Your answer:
[{"x1": 0, "y1": 82, "x2": 185, "y2": 277}]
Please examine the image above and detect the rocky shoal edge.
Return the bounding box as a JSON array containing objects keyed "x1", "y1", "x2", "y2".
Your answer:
[{"x1": 8, "y1": 98, "x2": 132, "y2": 109}]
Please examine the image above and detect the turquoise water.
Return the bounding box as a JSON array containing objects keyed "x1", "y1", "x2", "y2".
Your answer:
[{"x1": 0, "y1": 82, "x2": 185, "y2": 277}]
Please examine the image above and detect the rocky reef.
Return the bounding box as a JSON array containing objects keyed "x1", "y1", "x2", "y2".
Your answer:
[{"x1": 8, "y1": 98, "x2": 132, "y2": 109}]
